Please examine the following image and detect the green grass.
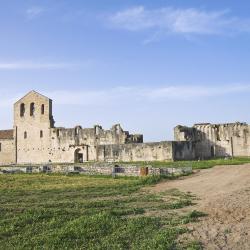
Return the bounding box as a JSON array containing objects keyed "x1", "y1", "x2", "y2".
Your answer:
[
  {"x1": 118, "y1": 157, "x2": 250, "y2": 169},
  {"x1": 0, "y1": 174, "x2": 203, "y2": 249},
  {"x1": 2, "y1": 157, "x2": 250, "y2": 170}
]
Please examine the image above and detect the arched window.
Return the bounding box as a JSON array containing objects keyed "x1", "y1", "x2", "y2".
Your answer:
[
  {"x1": 30, "y1": 103, "x2": 35, "y2": 116},
  {"x1": 75, "y1": 126, "x2": 82, "y2": 136},
  {"x1": 40, "y1": 130, "x2": 43, "y2": 138},
  {"x1": 41, "y1": 104, "x2": 45, "y2": 115},
  {"x1": 24, "y1": 131, "x2": 27, "y2": 139},
  {"x1": 20, "y1": 103, "x2": 25, "y2": 117},
  {"x1": 0, "y1": 143, "x2": 2, "y2": 152}
]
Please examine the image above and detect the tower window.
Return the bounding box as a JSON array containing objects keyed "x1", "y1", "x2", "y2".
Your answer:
[
  {"x1": 40, "y1": 130, "x2": 43, "y2": 138},
  {"x1": 24, "y1": 131, "x2": 27, "y2": 139},
  {"x1": 20, "y1": 103, "x2": 25, "y2": 117},
  {"x1": 0, "y1": 143, "x2": 2, "y2": 152},
  {"x1": 30, "y1": 103, "x2": 35, "y2": 116},
  {"x1": 75, "y1": 126, "x2": 82, "y2": 136},
  {"x1": 41, "y1": 104, "x2": 45, "y2": 115}
]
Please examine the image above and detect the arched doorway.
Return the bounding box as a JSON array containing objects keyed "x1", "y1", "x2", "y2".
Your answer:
[{"x1": 74, "y1": 148, "x2": 83, "y2": 163}]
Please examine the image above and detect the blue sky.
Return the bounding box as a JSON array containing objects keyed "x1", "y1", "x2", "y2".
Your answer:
[{"x1": 1, "y1": 0, "x2": 250, "y2": 141}]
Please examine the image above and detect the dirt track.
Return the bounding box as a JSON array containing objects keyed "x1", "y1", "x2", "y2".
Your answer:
[{"x1": 153, "y1": 164, "x2": 250, "y2": 250}]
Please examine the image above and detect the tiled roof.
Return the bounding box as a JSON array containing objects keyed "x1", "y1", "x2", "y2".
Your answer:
[{"x1": 0, "y1": 130, "x2": 14, "y2": 139}]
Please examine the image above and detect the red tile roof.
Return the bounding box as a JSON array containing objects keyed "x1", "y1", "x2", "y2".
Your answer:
[{"x1": 0, "y1": 130, "x2": 14, "y2": 139}]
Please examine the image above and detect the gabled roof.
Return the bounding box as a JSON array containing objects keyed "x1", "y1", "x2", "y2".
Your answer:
[
  {"x1": 0, "y1": 129, "x2": 14, "y2": 139},
  {"x1": 14, "y1": 90, "x2": 52, "y2": 104}
]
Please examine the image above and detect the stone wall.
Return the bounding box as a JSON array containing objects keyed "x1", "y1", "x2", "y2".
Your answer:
[
  {"x1": 0, "y1": 139, "x2": 15, "y2": 164},
  {"x1": 174, "y1": 122, "x2": 250, "y2": 159},
  {"x1": 0, "y1": 163, "x2": 193, "y2": 177},
  {"x1": 47, "y1": 124, "x2": 143, "y2": 163},
  {"x1": 97, "y1": 141, "x2": 173, "y2": 162}
]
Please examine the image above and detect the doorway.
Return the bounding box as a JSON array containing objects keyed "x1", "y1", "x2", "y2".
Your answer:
[{"x1": 75, "y1": 149, "x2": 83, "y2": 163}]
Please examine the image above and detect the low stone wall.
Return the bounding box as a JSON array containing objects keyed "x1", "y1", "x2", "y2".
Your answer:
[{"x1": 0, "y1": 163, "x2": 192, "y2": 177}]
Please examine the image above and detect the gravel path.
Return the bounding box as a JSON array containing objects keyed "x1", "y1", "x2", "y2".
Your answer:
[{"x1": 153, "y1": 164, "x2": 250, "y2": 250}]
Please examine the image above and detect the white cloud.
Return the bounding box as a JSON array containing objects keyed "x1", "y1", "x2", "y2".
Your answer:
[
  {"x1": 46, "y1": 87, "x2": 134, "y2": 106},
  {"x1": 108, "y1": 6, "x2": 250, "y2": 37},
  {"x1": 1, "y1": 84, "x2": 249, "y2": 108},
  {"x1": 26, "y1": 6, "x2": 45, "y2": 19},
  {"x1": 1, "y1": 84, "x2": 249, "y2": 139},
  {"x1": 0, "y1": 61, "x2": 93, "y2": 70},
  {"x1": 43, "y1": 84, "x2": 250, "y2": 106},
  {"x1": 144, "y1": 85, "x2": 250, "y2": 99}
]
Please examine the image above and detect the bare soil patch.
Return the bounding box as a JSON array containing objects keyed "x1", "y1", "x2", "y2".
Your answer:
[{"x1": 153, "y1": 164, "x2": 250, "y2": 250}]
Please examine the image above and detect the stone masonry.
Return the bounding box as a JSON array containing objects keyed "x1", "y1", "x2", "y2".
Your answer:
[{"x1": 0, "y1": 91, "x2": 249, "y2": 165}]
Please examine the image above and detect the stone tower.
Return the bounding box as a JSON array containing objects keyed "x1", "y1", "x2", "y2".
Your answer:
[{"x1": 14, "y1": 91, "x2": 54, "y2": 163}]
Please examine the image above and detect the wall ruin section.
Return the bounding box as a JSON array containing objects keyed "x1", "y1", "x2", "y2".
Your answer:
[{"x1": 174, "y1": 122, "x2": 250, "y2": 159}]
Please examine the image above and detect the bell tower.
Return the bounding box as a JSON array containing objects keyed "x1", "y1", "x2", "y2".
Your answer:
[{"x1": 13, "y1": 90, "x2": 54, "y2": 163}]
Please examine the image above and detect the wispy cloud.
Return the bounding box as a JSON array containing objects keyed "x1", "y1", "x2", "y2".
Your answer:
[
  {"x1": 26, "y1": 6, "x2": 45, "y2": 19},
  {"x1": 44, "y1": 84, "x2": 250, "y2": 106},
  {"x1": 144, "y1": 85, "x2": 250, "y2": 100},
  {"x1": 108, "y1": 6, "x2": 250, "y2": 40},
  {"x1": 1, "y1": 84, "x2": 249, "y2": 108},
  {"x1": 1, "y1": 84, "x2": 249, "y2": 138},
  {"x1": 0, "y1": 60, "x2": 94, "y2": 70}
]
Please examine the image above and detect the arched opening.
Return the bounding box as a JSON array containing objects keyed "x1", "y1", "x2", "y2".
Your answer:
[
  {"x1": 40, "y1": 130, "x2": 43, "y2": 138},
  {"x1": 24, "y1": 131, "x2": 27, "y2": 139},
  {"x1": 74, "y1": 148, "x2": 83, "y2": 163},
  {"x1": 74, "y1": 126, "x2": 82, "y2": 136},
  {"x1": 41, "y1": 104, "x2": 45, "y2": 115},
  {"x1": 20, "y1": 103, "x2": 25, "y2": 117},
  {"x1": 30, "y1": 103, "x2": 35, "y2": 116}
]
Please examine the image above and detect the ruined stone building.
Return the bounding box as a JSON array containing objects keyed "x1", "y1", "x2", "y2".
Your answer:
[
  {"x1": 0, "y1": 91, "x2": 249, "y2": 165},
  {"x1": 174, "y1": 123, "x2": 250, "y2": 159},
  {"x1": 0, "y1": 91, "x2": 193, "y2": 165}
]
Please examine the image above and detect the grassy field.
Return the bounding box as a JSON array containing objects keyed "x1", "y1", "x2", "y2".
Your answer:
[
  {"x1": 120, "y1": 157, "x2": 250, "y2": 169},
  {"x1": 2, "y1": 157, "x2": 250, "y2": 170},
  {"x1": 0, "y1": 174, "x2": 203, "y2": 250}
]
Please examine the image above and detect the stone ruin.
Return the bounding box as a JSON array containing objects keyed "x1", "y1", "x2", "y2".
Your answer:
[{"x1": 0, "y1": 90, "x2": 249, "y2": 165}]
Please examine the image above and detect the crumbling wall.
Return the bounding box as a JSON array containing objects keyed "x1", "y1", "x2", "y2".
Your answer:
[
  {"x1": 47, "y1": 124, "x2": 143, "y2": 163},
  {"x1": 0, "y1": 163, "x2": 193, "y2": 177},
  {"x1": 97, "y1": 124, "x2": 143, "y2": 145},
  {"x1": 174, "y1": 122, "x2": 250, "y2": 159}
]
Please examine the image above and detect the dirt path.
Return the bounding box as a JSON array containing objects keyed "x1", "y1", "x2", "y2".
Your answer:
[{"x1": 153, "y1": 164, "x2": 250, "y2": 250}]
